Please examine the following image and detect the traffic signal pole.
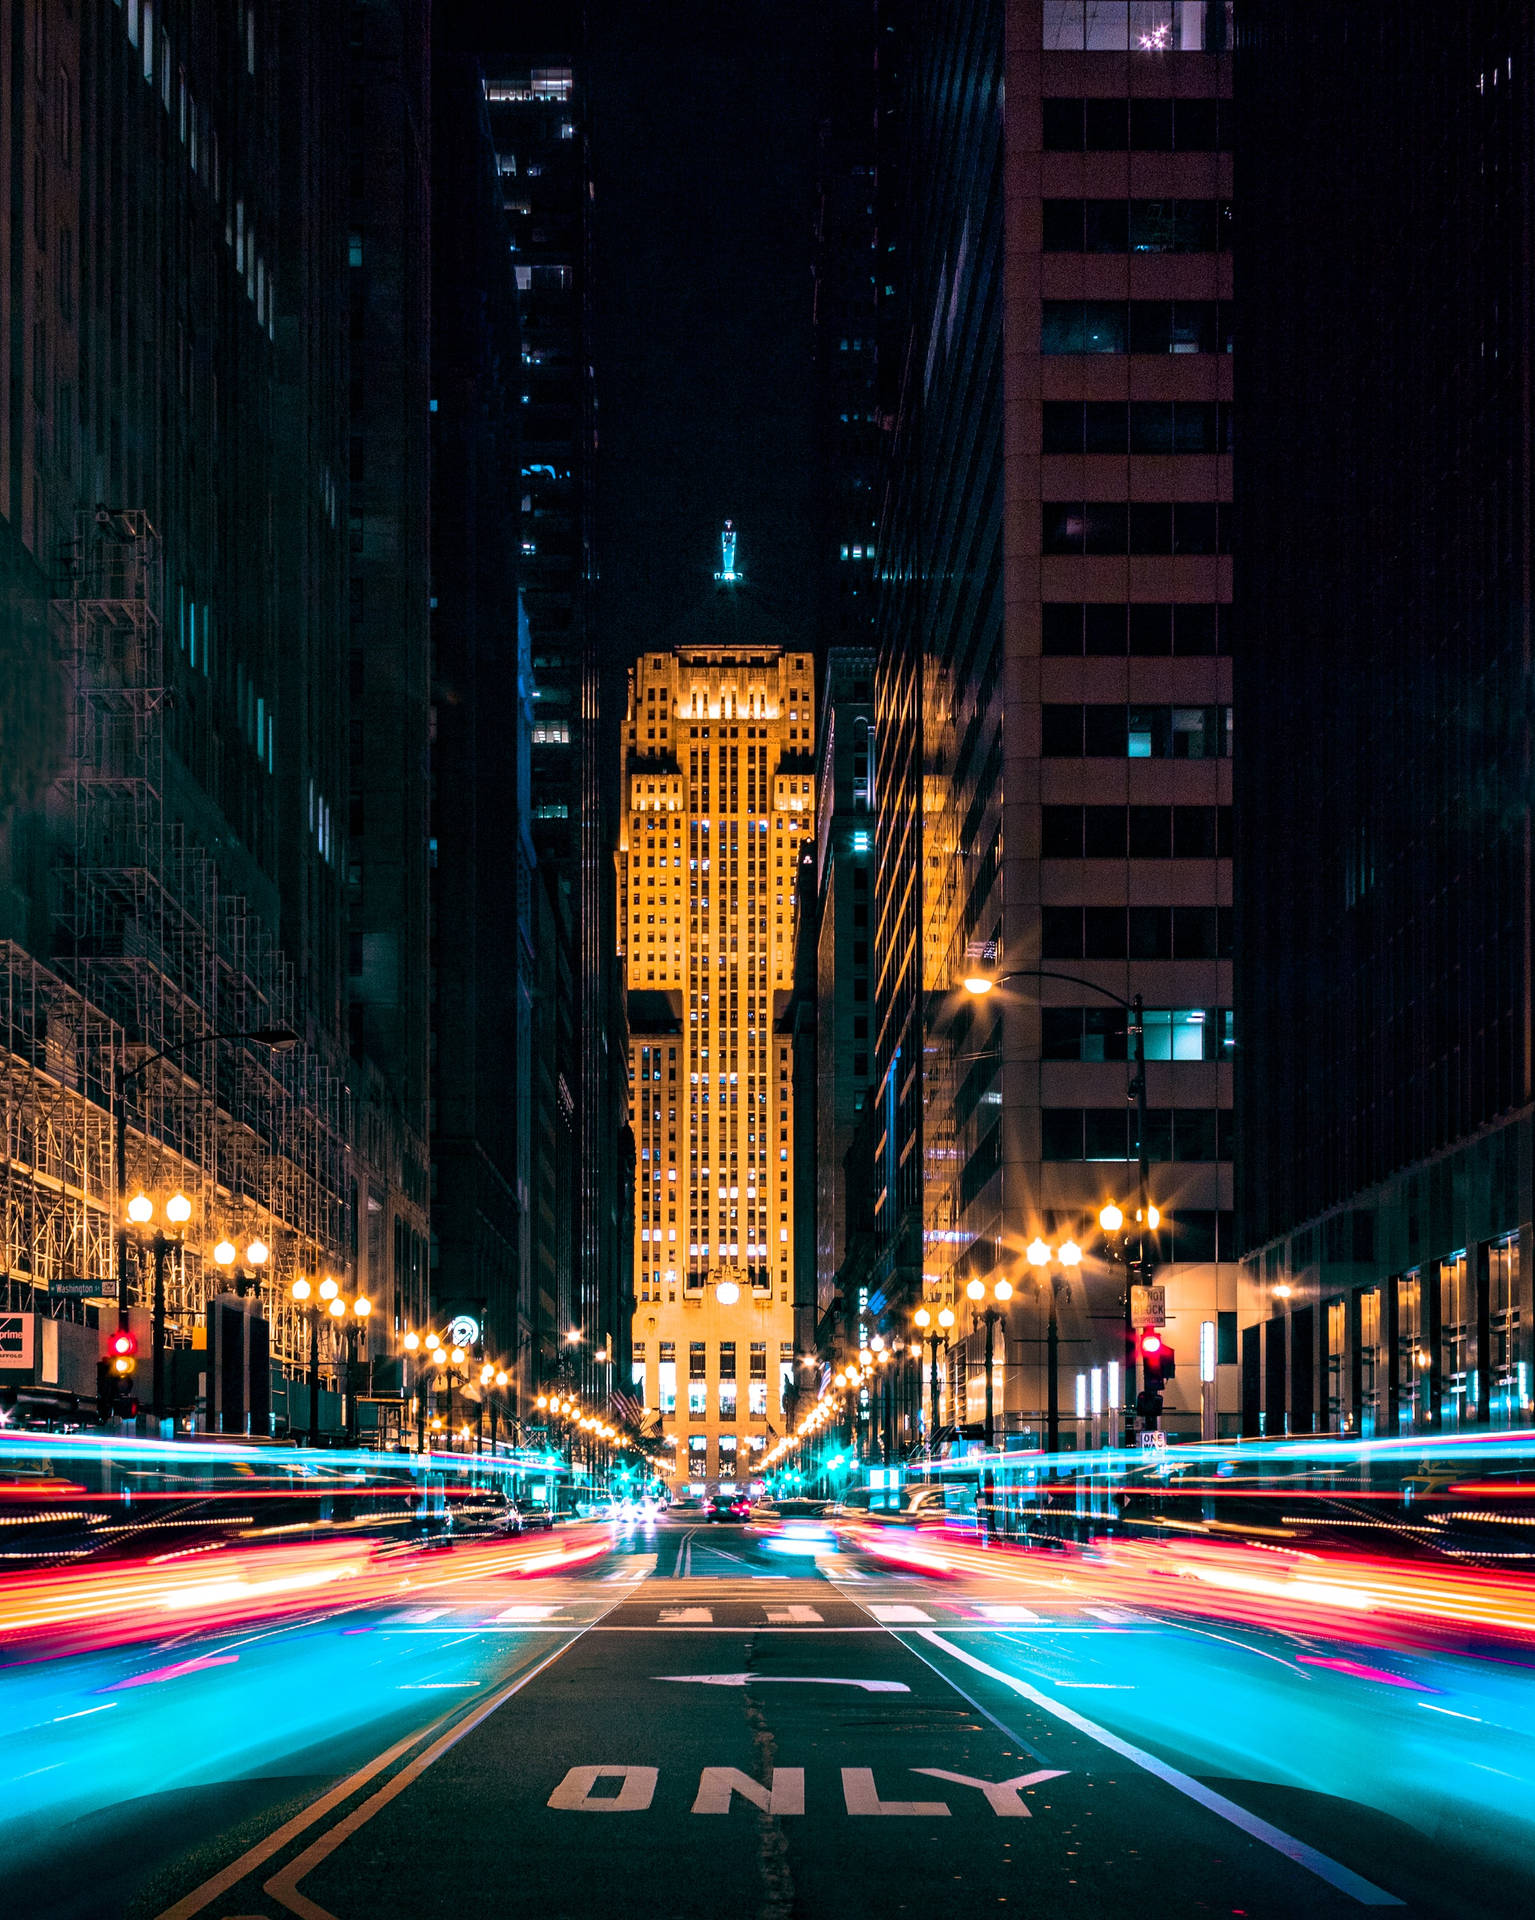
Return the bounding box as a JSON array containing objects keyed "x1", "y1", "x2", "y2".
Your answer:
[{"x1": 1128, "y1": 992, "x2": 1149, "y2": 1444}]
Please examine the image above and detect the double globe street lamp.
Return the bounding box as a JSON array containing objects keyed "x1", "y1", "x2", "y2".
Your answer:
[
  {"x1": 124, "y1": 1187, "x2": 192, "y2": 1425},
  {"x1": 290, "y1": 1275, "x2": 370, "y2": 1446},
  {"x1": 963, "y1": 966, "x2": 1160, "y2": 1444}
]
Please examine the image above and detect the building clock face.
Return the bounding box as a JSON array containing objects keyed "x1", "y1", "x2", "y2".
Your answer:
[{"x1": 446, "y1": 1313, "x2": 481, "y2": 1349}]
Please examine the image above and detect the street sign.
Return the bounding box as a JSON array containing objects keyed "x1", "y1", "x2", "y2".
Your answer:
[
  {"x1": 1139, "y1": 1429, "x2": 1167, "y2": 1451},
  {"x1": 1130, "y1": 1284, "x2": 1166, "y2": 1327},
  {"x1": 50, "y1": 1274, "x2": 114, "y2": 1299}
]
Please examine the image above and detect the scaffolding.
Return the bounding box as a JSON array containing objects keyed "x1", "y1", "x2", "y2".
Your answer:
[{"x1": 0, "y1": 511, "x2": 355, "y2": 1385}]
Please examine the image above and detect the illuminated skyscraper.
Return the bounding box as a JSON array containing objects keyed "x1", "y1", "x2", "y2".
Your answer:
[{"x1": 623, "y1": 638, "x2": 816, "y2": 1492}]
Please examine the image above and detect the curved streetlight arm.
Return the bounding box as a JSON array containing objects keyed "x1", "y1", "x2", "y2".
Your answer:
[{"x1": 970, "y1": 966, "x2": 1151, "y2": 1443}]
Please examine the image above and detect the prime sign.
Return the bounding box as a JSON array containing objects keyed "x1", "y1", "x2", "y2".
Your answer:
[{"x1": 547, "y1": 1764, "x2": 1067, "y2": 1816}]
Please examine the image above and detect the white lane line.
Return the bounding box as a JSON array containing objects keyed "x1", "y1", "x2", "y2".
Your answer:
[
  {"x1": 658, "y1": 1607, "x2": 714, "y2": 1624},
  {"x1": 398, "y1": 1682, "x2": 482, "y2": 1691},
  {"x1": 974, "y1": 1604, "x2": 1041, "y2": 1623},
  {"x1": 1083, "y1": 1607, "x2": 1141, "y2": 1624},
  {"x1": 655, "y1": 1673, "x2": 909, "y2": 1694},
  {"x1": 494, "y1": 1605, "x2": 564, "y2": 1622},
  {"x1": 917, "y1": 1631, "x2": 1404, "y2": 1908},
  {"x1": 387, "y1": 1607, "x2": 451, "y2": 1624},
  {"x1": 764, "y1": 1605, "x2": 824, "y2": 1624},
  {"x1": 869, "y1": 1605, "x2": 934, "y2": 1624}
]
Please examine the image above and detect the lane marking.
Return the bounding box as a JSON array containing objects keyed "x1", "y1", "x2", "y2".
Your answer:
[
  {"x1": 494, "y1": 1604, "x2": 564, "y2": 1622},
  {"x1": 265, "y1": 1637, "x2": 586, "y2": 1920},
  {"x1": 916, "y1": 1631, "x2": 1404, "y2": 1907},
  {"x1": 658, "y1": 1607, "x2": 714, "y2": 1624},
  {"x1": 387, "y1": 1607, "x2": 451, "y2": 1624},
  {"x1": 974, "y1": 1604, "x2": 1041, "y2": 1623},
  {"x1": 869, "y1": 1605, "x2": 933, "y2": 1624},
  {"x1": 654, "y1": 1673, "x2": 909, "y2": 1694},
  {"x1": 914, "y1": 1766, "x2": 1068, "y2": 1816},
  {"x1": 1083, "y1": 1607, "x2": 1140, "y2": 1624},
  {"x1": 841, "y1": 1767, "x2": 948, "y2": 1817},
  {"x1": 150, "y1": 1703, "x2": 470, "y2": 1920},
  {"x1": 398, "y1": 1682, "x2": 481, "y2": 1690},
  {"x1": 764, "y1": 1604, "x2": 824, "y2": 1624}
]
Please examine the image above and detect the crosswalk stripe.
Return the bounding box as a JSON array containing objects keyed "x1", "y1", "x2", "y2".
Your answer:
[
  {"x1": 869, "y1": 1604, "x2": 934, "y2": 1624},
  {"x1": 658, "y1": 1607, "x2": 714, "y2": 1623},
  {"x1": 764, "y1": 1604, "x2": 824, "y2": 1624}
]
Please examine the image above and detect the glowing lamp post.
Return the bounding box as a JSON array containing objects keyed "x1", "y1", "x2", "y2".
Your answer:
[{"x1": 125, "y1": 1188, "x2": 194, "y2": 1425}]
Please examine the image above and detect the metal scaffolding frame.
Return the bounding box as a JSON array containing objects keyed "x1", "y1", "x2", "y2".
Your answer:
[{"x1": 0, "y1": 511, "x2": 355, "y2": 1384}]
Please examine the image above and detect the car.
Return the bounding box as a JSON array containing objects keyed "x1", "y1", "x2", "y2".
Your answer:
[
  {"x1": 751, "y1": 1497, "x2": 835, "y2": 1556},
  {"x1": 704, "y1": 1492, "x2": 751, "y2": 1522},
  {"x1": 831, "y1": 1483, "x2": 975, "y2": 1527}
]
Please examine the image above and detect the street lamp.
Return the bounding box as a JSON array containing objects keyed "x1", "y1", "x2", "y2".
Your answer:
[
  {"x1": 963, "y1": 967, "x2": 1157, "y2": 1441},
  {"x1": 124, "y1": 1188, "x2": 194, "y2": 1425},
  {"x1": 911, "y1": 1304, "x2": 956, "y2": 1448},
  {"x1": 291, "y1": 1276, "x2": 324, "y2": 1447}
]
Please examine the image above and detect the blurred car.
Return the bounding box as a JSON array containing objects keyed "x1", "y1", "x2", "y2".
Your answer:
[
  {"x1": 750, "y1": 1496, "x2": 835, "y2": 1556},
  {"x1": 831, "y1": 1483, "x2": 975, "y2": 1528},
  {"x1": 704, "y1": 1492, "x2": 751, "y2": 1522}
]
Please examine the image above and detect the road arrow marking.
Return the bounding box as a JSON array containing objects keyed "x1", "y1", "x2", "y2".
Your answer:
[{"x1": 655, "y1": 1674, "x2": 910, "y2": 1693}]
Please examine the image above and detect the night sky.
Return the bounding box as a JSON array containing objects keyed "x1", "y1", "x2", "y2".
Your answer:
[
  {"x1": 588, "y1": 1, "x2": 827, "y2": 669},
  {"x1": 445, "y1": 0, "x2": 846, "y2": 679}
]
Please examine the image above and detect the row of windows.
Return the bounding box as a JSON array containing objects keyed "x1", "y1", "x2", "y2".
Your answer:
[
  {"x1": 1043, "y1": 502, "x2": 1232, "y2": 556},
  {"x1": 1042, "y1": 96, "x2": 1232, "y2": 153},
  {"x1": 1044, "y1": 198, "x2": 1231, "y2": 254},
  {"x1": 1042, "y1": 300, "x2": 1232, "y2": 355},
  {"x1": 1043, "y1": 601, "x2": 1230, "y2": 656},
  {"x1": 1042, "y1": 904, "x2": 1233, "y2": 961},
  {"x1": 1042, "y1": 703, "x2": 1231, "y2": 759},
  {"x1": 1043, "y1": 401, "x2": 1232, "y2": 457},
  {"x1": 1042, "y1": 803, "x2": 1232, "y2": 860},
  {"x1": 1042, "y1": 3, "x2": 1230, "y2": 55},
  {"x1": 1041, "y1": 1006, "x2": 1234, "y2": 1063},
  {"x1": 1042, "y1": 1105, "x2": 1233, "y2": 1164}
]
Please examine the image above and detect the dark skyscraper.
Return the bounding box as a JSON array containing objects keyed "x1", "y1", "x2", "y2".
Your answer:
[
  {"x1": 0, "y1": 1, "x2": 426, "y2": 1425},
  {"x1": 480, "y1": 43, "x2": 629, "y2": 1398},
  {"x1": 863, "y1": 0, "x2": 1236, "y2": 1446},
  {"x1": 1236, "y1": 3, "x2": 1533, "y2": 1437}
]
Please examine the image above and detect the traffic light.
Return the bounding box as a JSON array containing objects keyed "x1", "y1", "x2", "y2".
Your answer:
[
  {"x1": 108, "y1": 1328, "x2": 138, "y2": 1377},
  {"x1": 1136, "y1": 1331, "x2": 1176, "y2": 1423}
]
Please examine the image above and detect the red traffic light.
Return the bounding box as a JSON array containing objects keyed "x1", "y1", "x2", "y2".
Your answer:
[
  {"x1": 109, "y1": 1329, "x2": 137, "y2": 1358},
  {"x1": 1138, "y1": 1330, "x2": 1163, "y2": 1358}
]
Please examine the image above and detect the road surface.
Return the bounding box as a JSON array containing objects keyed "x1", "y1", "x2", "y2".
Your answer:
[{"x1": 2, "y1": 1516, "x2": 1530, "y2": 1919}]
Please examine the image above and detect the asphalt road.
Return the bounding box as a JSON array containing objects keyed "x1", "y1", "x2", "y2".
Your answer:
[{"x1": 3, "y1": 1517, "x2": 1533, "y2": 1920}]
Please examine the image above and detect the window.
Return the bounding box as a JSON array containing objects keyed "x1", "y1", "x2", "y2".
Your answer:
[
  {"x1": 1043, "y1": 503, "x2": 1231, "y2": 556},
  {"x1": 1042, "y1": 402, "x2": 1231, "y2": 457},
  {"x1": 1042, "y1": 98, "x2": 1229, "y2": 151},
  {"x1": 1043, "y1": 704, "x2": 1232, "y2": 760},
  {"x1": 1044, "y1": 200, "x2": 1230, "y2": 255},
  {"x1": 1042, "y1": 301, "x2": 1230, "y2": 356},
  {"x1": 1043, "y1": 911, "x2": 1231, "y2": 963},
  {"x1": 1042, "y1": 3, "x2": 1230, "y2": 53},
  {"x1": 1043, "y1": 1107, "x2": 1232, "y2": 1162},
  {"x1": 688, "y1": 1340, "x2": 706, "y2": 1417},
  {"x1": 1041, "y1": 603, "x2": 1230, "y2": 657},
  {"x1": 1042, "y1": 1007, "x2": 1231, "y2": 1064}
]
